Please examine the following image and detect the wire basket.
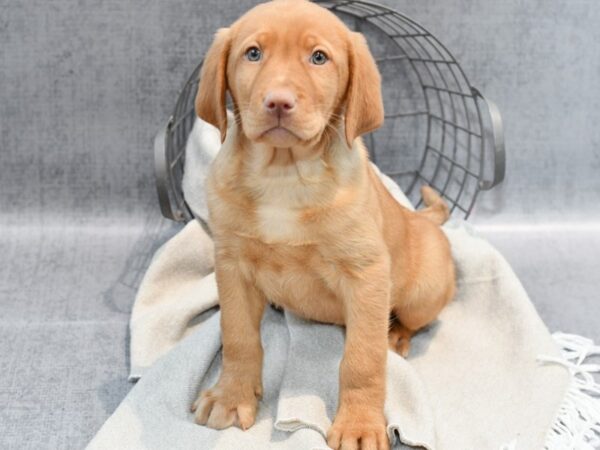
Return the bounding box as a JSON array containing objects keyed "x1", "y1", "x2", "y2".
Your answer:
[{"x1": 155, "y1": 0, "x2": 505, "y2": 222}]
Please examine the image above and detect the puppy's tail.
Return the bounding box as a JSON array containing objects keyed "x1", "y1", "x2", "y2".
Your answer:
[{"x1": 417, "y1": 186, "x2": 450, "y2": 226}]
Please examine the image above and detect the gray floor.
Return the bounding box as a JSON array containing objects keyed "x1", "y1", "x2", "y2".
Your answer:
[
  {"x1": 481, "y1": 228, "x2": 600, "y2": 342},
  {"x1": 0, "y1": 213, "x2": 180, "y2": 449}
]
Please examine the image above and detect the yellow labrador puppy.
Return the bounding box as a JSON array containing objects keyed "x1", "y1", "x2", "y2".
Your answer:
[{"x1": 191, "y1": 1, "x2": 455, "y2": 448}]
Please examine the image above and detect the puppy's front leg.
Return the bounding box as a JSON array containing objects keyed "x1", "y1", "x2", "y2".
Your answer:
[
  {"x1": 192, "y1": 253, "x2": 266, "y2": 430},
  {"x1": 327, "y1": 262, "x2": 391, "y2": 450}
]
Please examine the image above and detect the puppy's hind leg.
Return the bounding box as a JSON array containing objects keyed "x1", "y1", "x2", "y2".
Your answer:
[
  {"x1": 388, "y1": 315, "x2": 414, "y2": 358},
  {"x1": 391, "y1": 276, "x2": 455, "y2": 358}
]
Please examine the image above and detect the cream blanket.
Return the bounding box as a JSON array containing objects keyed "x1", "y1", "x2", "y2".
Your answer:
[{"x1": 87, "y1": 119, "x2": 600, "y2": 450}]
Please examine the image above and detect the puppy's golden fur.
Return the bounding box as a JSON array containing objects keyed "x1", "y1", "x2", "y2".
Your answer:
[{"x1": 190, "y1": 1, "x2": 455, "y2": 448}]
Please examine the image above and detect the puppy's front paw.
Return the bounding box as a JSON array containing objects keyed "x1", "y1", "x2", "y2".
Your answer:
[
  {"x1": 327, "y1": 407, "x2": 389, "y2": 450},
  {"x1": 191, "y1": 377, "x2": 262, "y2": 430}
]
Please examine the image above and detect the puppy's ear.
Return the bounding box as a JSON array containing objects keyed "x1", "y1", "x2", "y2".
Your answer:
[
  {"x1": 344, "y1": 32, "x2": 384, "y2": 147},
  {"x1": 195, "y1": 28, "x2": 231, "y2": 142}
]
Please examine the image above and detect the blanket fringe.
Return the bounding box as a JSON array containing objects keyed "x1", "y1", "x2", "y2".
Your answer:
[{"x1": 540, "y1": 332, "x2": 600, "y2": 450}]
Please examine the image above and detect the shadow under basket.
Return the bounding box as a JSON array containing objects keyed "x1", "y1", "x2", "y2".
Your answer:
[{"x1": 154, "y1": 0, "x2": 506, "y2": 223}]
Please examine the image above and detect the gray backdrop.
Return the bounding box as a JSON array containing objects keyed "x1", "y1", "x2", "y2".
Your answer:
[{"x1": 1, "y1": 0, "x2": 599, "y2": 448}]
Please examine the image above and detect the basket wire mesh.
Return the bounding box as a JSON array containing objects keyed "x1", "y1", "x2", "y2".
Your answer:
[{"x1": 155, "y1": 0, "x2": 505, "y2": 223}]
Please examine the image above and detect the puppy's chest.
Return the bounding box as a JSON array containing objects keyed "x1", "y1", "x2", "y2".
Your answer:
[
  {"x1": 254, "y1": 203, "x2": 307, "y2": 242},
  {"x1": 250, "y1": 154, "x2": 350, "y2": 239},
  {"x1": 252, "y1": 181, "x2": 327, "y2": 243},
  {"x1": 238, "y1": 239, "x2": 344, "y2": 324}
]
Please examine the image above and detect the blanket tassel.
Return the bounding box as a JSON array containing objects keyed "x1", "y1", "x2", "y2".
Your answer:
[{"x1": 540, "y1": 332, "x2": 600, "y2": 450}]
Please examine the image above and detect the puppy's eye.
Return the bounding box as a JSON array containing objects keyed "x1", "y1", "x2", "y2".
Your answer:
[
  {"x1": 310, "y1": 50, "x2": 328, "y2": 65},
  {"x1": 245, "y1": 46, "x2": 262, "y2": 62}
]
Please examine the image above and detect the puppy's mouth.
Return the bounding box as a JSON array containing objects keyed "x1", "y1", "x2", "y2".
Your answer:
[
  {"x1": 256, "y1": 124, "x2": 305, "y2": 147},
  {"x1": 243, "y1": 112, "x2": 324, "y2": 146},
  {"x1": 260, "y1": 126, "x2": 300, "y2": 141}
]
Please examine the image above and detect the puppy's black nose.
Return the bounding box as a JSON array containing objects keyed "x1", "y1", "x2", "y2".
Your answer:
[{"x1": 263, "y1": 90, "x2": 296, "y2": 116}]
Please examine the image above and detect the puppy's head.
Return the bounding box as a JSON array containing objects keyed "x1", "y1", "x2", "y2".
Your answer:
[{"x1": 195, "y1": 0, "x2": 384, "y2": 149}]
